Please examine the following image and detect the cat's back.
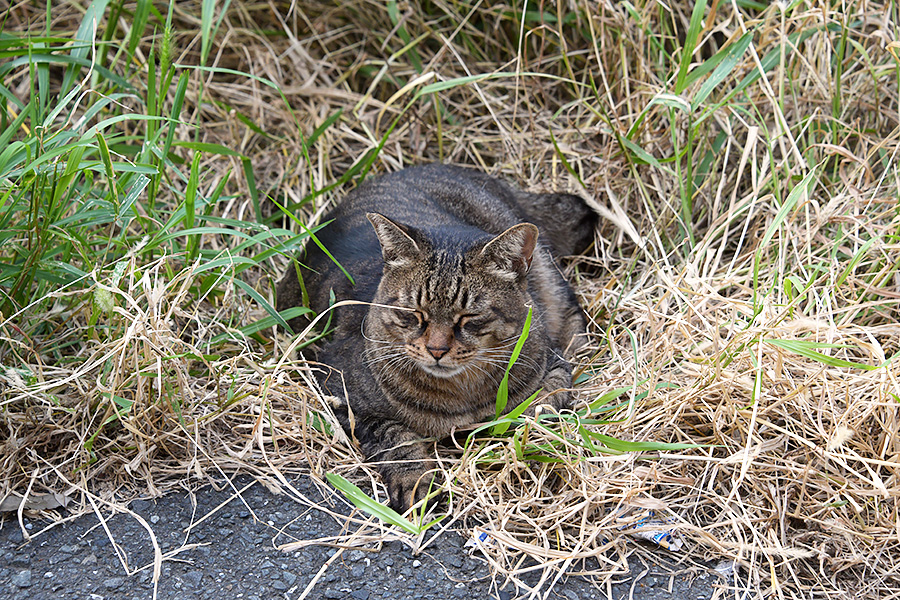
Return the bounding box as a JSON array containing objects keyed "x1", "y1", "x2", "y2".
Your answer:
[
  {"x1": 347, "y1": 164, "x2": 596, "y2": 257},
  {"x1": 324, "y1": 164, "x2": 526, "y2": 234}
]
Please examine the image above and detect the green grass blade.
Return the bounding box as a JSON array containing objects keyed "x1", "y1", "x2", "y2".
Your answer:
[
  {"x1": 734, "y1": 27, "x2": 821, "y2": 96},
  {"x1": 126, "y1": 0, "x2": 152, "y2": 61},
  {"x1": 193, "y1": 256, "x2": 258, "y2": 274},
  {"x1": 581, "y1": 386, "x2": 631, "y2": 417},
  {"x1": 0, "y1": 98, "x2": 29, "y2": 149},
  {"x1": 305, "y1": 109, "x2": 342, "y2": 150},
  {"x1": 232, "y1": 278, "x2": 290, "y2": 331},
  {"x1": 674, "y1": 0, "x2": 707, "y2": 94},
  {"x1": 0, "y1": 140, "x2": 28, "y2": 179},
  {"x1": 2, "y1": 53, "x2": 134, "y2": 92},
  {"x1": 491, "y1": 388, "x2": 541, "y2": 436},
  {"x1": 95, "y1": 131, "x2": 120, "y2": 208},
  {"x1": 51, "y1": 145, "x2": 86, "y2": 207},
  {"x1": 185, "y1": 151, "x2": 202, "y2": 261},
  {"x1": 691, "y1": 32, "x2": 753, "y2": 110},
  {"x1": 836, "y1": 237, "x2": 877, "y2": 288},
  {"x1": 207, "y1": 306, "x2": 312, "y2": 345},
  {"x1": 173, "y1": 141, "x2": 246, "y2": 158},
  {"x1": 760, "y1": 167, "x2": 819, "y2": 251},
  {"x1": 78, "y1": 113, "x2": 166, "y2": 142},
  {"x1": 495, "y1": 306, "x2": 533, "y2": 419},
  {"x1": 118, "y1": 174, "x2": 149, "y2": 224},
  {"x1": 201, "y1": 0, "x2": 216, "y2": 66},
  {"x1": 325, "y1": 473, "x2": 421, "y2": 534},
  {"x1": 242, "y1": 158, "x2": 260, "y2": 223},
  {"x1": 150, "y1": 227, "x2": 256, "y2": 249},
  {"x1": 765, "y1": 339, "x2": 877, "y2": 371},
  {"x1": 413, "y1": 72, "x2": 576, "y2": 98},
  {"x1": 272, "y1": 196, "x2": 354, "y2": 284},
  {"x1": 582, "y1": 431, "x2": 702, "y2": 453},
  {"x1": 162, "y1": 71, "x2": 190, "y2": 155},
  {"x1": 200, "y1": 0, "x2": 233, "y2": 67},
  {"x1": 648, "y1": 93, "x2": 691, "y2": 113}
]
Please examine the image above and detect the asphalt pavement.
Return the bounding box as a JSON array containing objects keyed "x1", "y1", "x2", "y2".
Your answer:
[{"x1": 0, "y1": 474, "x2": 719, "y2": 599}]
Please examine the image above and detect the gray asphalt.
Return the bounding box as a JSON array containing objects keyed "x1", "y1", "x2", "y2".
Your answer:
[{"x1": 0, "y1": 474, "x2": 719, "y2": 599}]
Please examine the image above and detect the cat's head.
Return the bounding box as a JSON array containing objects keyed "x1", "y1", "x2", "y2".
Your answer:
[{"x1": 364, "y1": 212, "x2": 538, "y2": 380}]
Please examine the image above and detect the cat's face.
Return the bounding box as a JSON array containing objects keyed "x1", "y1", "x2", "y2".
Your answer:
[{"x1": 364, "y1": 213, "x2": 538, "y2": 380}]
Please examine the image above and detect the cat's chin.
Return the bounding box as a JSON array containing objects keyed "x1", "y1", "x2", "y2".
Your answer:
[{"x1": 418, "y1": 363, "x2": 465, "y2": 378}]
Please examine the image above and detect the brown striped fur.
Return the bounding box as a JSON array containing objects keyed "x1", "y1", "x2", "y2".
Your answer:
[{"x1": 277, "y1": 164, "x2": 596, "y2": 511}]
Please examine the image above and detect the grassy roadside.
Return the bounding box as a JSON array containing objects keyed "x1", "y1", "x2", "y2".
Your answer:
[{"x1": 1, "y1": 1, "x2": 899, "y2": 597}]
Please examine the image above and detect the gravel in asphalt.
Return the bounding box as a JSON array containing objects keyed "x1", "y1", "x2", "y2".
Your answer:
[{"x1": 0, "y1": 475, "x2": 720, "y2": 599}]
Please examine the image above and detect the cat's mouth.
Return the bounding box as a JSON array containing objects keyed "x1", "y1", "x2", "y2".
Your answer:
[{"x1": 419, "y1": 361, "x2": 465, "y2": 378}]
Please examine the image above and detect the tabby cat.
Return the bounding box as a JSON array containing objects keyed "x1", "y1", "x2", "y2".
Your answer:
[{"x1": 277, "y1": 164, "x2": 596, "y2": 511}]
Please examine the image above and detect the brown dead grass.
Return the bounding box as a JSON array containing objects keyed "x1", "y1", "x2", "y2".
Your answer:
[{"x1": 3, "y1": 1, "x2": 900, "y2": 598}]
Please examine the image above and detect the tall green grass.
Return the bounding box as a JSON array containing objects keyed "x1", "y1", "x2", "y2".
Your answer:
[{"x1": 0, "y1": 0, "x2": 313, "y2": 353}]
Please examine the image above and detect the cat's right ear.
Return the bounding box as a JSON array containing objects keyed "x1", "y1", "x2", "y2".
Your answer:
[
  {"x1": 479, "y1": 222, "x2": 539, "y2": 281},
  {"x1": 367, "y1": 213, "x2": 421, "y2": 269}
]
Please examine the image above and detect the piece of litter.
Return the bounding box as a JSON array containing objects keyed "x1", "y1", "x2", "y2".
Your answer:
[
  {"x1": 464, "y1": 509, "x2": 686, "y2": 558},
  {"x1": 616, "y1": 509, "x2": 684, "y2": 552},
  {"x1": 464, "y1": 529, "x2": 494, "y2": 554},
  {"x1": 464, "y1": 528, "x2": 515, "y2": 554}
]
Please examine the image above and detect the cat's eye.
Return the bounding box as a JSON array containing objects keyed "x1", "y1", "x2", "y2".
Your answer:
[
  {"x1": 459, "y1": 315, "x2": 489, "y2": 335},
  {"x1": 393, "y1": 309, "x2": 422, "y2": 329}
]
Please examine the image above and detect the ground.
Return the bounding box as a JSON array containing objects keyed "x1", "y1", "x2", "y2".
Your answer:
[{"x1": 1, "y1": 475, "x2": 719, "y2": 600}]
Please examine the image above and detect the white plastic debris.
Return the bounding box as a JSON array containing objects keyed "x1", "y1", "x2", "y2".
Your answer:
[
  {"x1": 465, "y1": 508, "x2": 686, "y2": 558},
  {"x1": 615, "y1": 509, "x2": 684, "y2": 551},
  {"x1": 464, "y1": 529, "x2": 496, "y2": 554}
]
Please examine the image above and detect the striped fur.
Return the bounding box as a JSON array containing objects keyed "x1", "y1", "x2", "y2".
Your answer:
[{"x1": 277, "y1": 164, "x2": 596, "y2": 511}]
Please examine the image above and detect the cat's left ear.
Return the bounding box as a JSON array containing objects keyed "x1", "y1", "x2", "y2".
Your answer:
[
  {"x1": 367, "y1": 212, "x2": 421, "y2": 269},
  {"x1": 480, "y1": 223, "x2": 539, "y2": 281}
]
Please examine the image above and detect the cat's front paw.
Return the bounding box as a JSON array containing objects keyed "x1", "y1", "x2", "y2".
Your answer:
[
  {"x1": 524, "y1": 389, "x2": 573, "y2": 417},
  {"x1": 383, "y1": 465, "x2": 441, "y2": 514},
  {"x1": 544, "y1": 389, "x2": 574, "y2": 412}
]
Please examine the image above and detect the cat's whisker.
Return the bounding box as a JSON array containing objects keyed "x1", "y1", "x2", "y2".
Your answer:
[
  {"x1": 494, "y1": 338, "x2": 524, "y2": 349},
  {"x1": 474, "y1": 350, "x2": 539, "y2": 373},
  {"x1": 361, "y1": 333, "x2": 395, "y2": 345},
  {"x1": 369, "y1": 352, "x2": 419, "y2": 380},
  {"x1": 360, "y1": 315, "x2": 401, "y2": 346},
  {"x1": 479, "y1": 351, "x2": 542, "y2": 373},
  {"x1": 462, "y1": 359, "x2": 538, "y2": 402},
  {"x1": 464, "y1": 362, "x2": 503, "y2": 386},
  {"x1": 365, "y1": 353, "x2": 408, "y2": 369},
  {"x1": 363, "y1": 349, "x2": 409, "y2": 369}
]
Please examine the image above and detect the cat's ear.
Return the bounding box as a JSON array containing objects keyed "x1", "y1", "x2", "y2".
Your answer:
[
  {"x1": 480, "y1": 223, "x2": 539, "y2": 281},
  {"x1": 367, "y1": 213, "x2": 421, "y2": 269}
]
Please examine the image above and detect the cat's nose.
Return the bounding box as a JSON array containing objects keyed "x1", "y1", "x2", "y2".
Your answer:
[
  {"x1": 427, "y1": 345, "x2": 450, "y2": 360},
  {"x1": 425, "y1": 324, "x2": 453, "y2": 360}
]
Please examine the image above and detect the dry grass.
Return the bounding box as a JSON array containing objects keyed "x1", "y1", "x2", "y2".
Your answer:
[{"x1": 2, "y1": 1, "x2": 900, "y2": 598}]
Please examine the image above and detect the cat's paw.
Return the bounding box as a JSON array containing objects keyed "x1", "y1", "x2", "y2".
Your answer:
[
  {"x1": 546, "y1": 389, "x2": 575, "y2": 411},
  {"x1": 524, "y1": 389, "x2": 573, "y2": 417},
  {"x1": 383, "y1": 466, "x2": 441, "y2": 514}
]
